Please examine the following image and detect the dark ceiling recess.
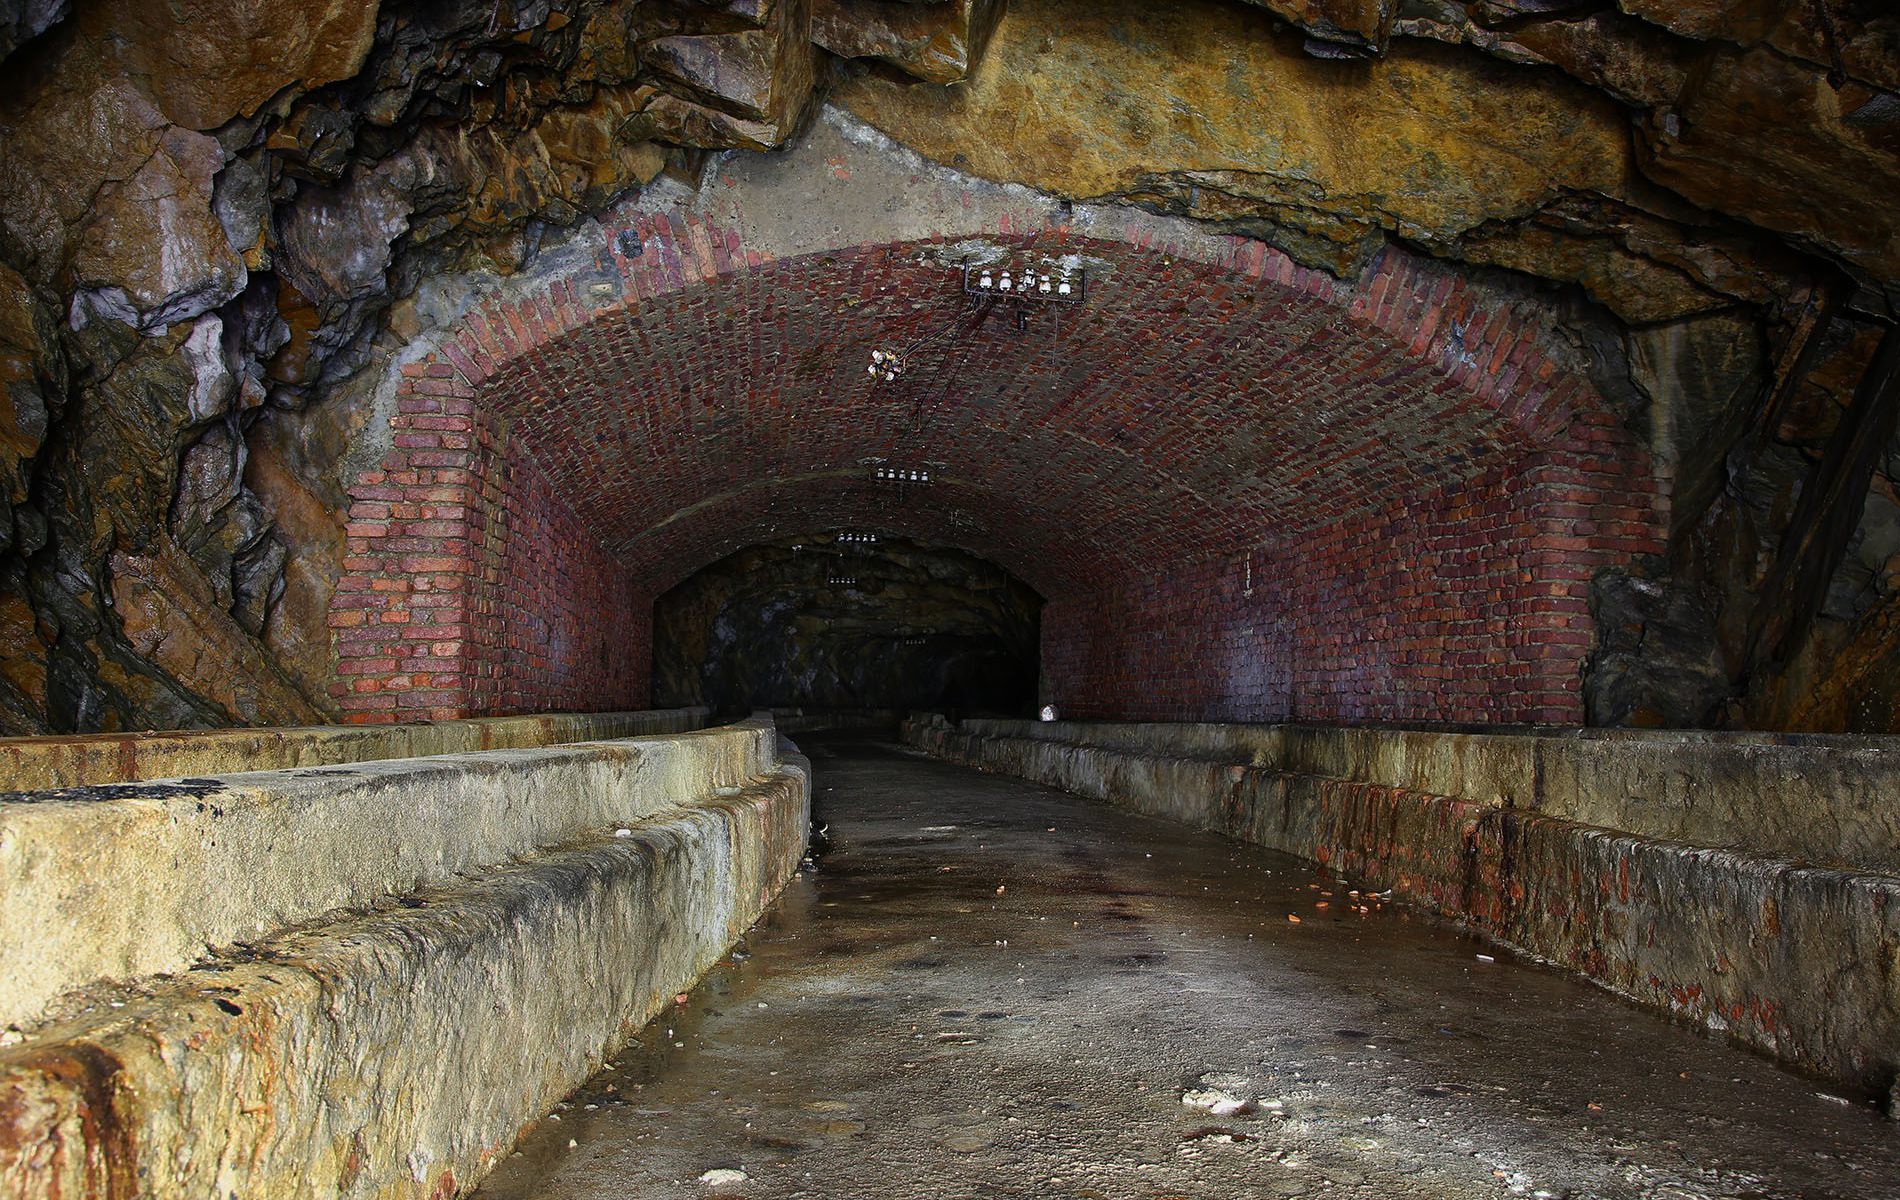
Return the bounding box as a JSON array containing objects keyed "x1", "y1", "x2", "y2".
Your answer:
[{"x1": 653, "y1": 537, "x2": 1042, "y2": 720}]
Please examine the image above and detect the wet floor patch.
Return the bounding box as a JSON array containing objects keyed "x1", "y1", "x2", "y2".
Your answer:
[{"x1": 473, "y1": 738, "x2": 1899, "y2": 1200}]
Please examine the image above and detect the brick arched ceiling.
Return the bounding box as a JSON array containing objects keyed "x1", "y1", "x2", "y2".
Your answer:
[{"x1": 473, "y1": 233, "x2": 1585, "y2": 599}]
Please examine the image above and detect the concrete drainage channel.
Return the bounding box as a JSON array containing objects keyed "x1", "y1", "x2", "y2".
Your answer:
[
  {"x1": 0, "y1": 712, "x2": 809, "y2": 1198},
  {"x1": 904, "y1": 714, "x2": 1900, "y2": 1105}
]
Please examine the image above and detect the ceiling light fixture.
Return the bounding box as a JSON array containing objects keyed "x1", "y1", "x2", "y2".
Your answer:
[
  {"x1": 867, "y1": 257, "x2": 1090, "y2": 395},
  {"x1": 967, "y1": 262, "x2": 1085, "y2": 304},
  {"x1": 868, "y1": 347, "x2": 903, "y2": 382}
]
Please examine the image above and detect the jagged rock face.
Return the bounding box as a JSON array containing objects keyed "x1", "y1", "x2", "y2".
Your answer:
[
  {"x1": 0, "y1": 0, "x2": 1897, "y2": 733},
  {"x1": 833, "y1": 0, "x2": 1895, "y2": 323},
  {"x1": 0, "y1": 0, "x2": 851, "y2": 732},
  {"x1": 838, "y1": 3, "x2": 1636, "y2": 282},
  {"x1": 812, "y1": 0, "x2": 1003, "y2": 84},
  {"x1": 654, "y1": 539, "x2": 1041, "y2": 717}
]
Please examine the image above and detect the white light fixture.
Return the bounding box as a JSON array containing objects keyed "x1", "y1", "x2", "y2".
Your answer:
[{"x1": 961, "y1": 262, "x2": 1085, "y2": 304}]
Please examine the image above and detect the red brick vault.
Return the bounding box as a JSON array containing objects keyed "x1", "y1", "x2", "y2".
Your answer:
[{"x1": 330, "y1": 210, "x2": 1661, "y2": 724}]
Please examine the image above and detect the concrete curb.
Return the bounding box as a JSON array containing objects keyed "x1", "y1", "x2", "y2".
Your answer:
[
  {"x1": 0, "y1": 759, "x2": 809, "y2": 1199},
  {"x1": 953, "y1": 717, "x2": 1900, "y2": 875},
  {"x1": 0, "y1": 720, "x2": 780, "y2": 1032},
  {"x1": 0, "y1": 707, "x2": 710, "y2": 793}
]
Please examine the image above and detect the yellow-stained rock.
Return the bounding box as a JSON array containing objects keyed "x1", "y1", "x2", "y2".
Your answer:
[
  {"x1": 812, "y1": 0, "x2": 1006, "y2": 84},
  {"x1": 835, "y1": 0, "x2": 1633, "y2": 270}
]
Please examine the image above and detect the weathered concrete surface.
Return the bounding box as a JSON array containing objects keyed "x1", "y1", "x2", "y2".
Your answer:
[
  {"x1": 959, "y1": 717, "x2": 1900, "y2": 875},
  {"x1": 908, "y1": 717, "x2": 1900, "y2": 1094},
  {"x1": 0, "y1": 718, "x2": 768, "y2": 1032},
  {"x1": 473, "y1": 738, "x2": 1900, "y2": 1199},
  {"x1": 0, "y1": 706, "x2": 708, "y2": 792},
  {"x1": 0, "y1": 754, "x2": 809, "y2": 1199}
]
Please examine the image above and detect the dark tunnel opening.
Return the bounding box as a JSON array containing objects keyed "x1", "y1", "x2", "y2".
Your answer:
[{"x1": 652, "y1": 536, "x2": 1043, "y2": 721}]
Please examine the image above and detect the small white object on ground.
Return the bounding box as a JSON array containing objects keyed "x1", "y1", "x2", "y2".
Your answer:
[
  {"x1": 699, "y1": 1168, "x2": 749, "y2": 1187},
  {"x1": 1182, "y1": 1087, "x2": 1248, "y2": 1116},
  {"x1": 614, "y1": 828, "x2": 633, "y2": 838}
]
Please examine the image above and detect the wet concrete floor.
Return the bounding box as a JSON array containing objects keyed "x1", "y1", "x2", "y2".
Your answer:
[{"x1": 475, "y1": 738, "x2": 1899, "y2": 1200}]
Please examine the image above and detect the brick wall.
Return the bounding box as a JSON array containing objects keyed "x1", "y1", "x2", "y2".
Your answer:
[
  {"x1": 1042, "y1": 409, "x2": 1662, "y2": 726},
  {"x1": 465, "y1": 428, "x2": 649, "y2": 716},
  {"x1": 329, "y1": 365, "x2": 645, "y2": 722}
]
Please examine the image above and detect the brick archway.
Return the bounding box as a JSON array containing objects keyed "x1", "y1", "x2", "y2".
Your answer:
[{"x1": 331, "y1": 209, "x2": 1660, "y2": 724}]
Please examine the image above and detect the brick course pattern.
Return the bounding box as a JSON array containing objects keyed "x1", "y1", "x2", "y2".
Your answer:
[
  {"x1": 1043, "y1": 423, "x2": 1659, "y2": 725},
  {"x1": 331, "y1": 369, "x2": 645, "y2": 722},
  {"x1": 331, "y1": 207, "x2": 1660, "y2": 724}
]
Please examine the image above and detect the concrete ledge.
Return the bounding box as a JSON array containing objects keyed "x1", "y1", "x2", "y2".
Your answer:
[
  {"x1": 0, "y1": 760, "x2": 809, "y2": 1199},
  {"x1": 0, "y1": 707, "x2": 709, "y2": 792},
  {"x1": 0, "y1": 719, "x2": 773, "y2": 1031},
  {"x1": 908, "y1": 716, "x2": 1900, "y2": 1095},
  {"x1": 958, "y1": 717, "x2": 1900, "y2": 875}
]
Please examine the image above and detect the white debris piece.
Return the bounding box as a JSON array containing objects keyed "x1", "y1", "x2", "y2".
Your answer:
[
  {"x1": 1183, "y1": 1070, "x2": 1253, "y2": 1116},
  {"x1": 699, "y1": 1168, "x2": 749, "y2": 1187}
]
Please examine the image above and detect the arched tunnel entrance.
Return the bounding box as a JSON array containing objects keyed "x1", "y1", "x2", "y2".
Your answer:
[
  {"x1": 332, "y1": 220, "x2": 1658, "y2": 730},
  {"x1": 653, "y1": 536, "x2": 1041, "y2": 720}
]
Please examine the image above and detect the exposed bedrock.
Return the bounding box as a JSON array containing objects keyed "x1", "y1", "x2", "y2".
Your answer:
[
  {"x1": 0, "y1": 0, "x2": 1894, "y2": 732},
  {"x1": 653, "y1": 537, "x2": 1042, "y2": 718}
]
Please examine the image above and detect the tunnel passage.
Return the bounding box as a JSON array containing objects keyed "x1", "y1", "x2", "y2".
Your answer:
[
  {"x1": 333, "y1": 215, "x2": 1661, "y2": 726},
  {"x1": 653, "y1": 537, "x2": 1041, "y2": 719}
]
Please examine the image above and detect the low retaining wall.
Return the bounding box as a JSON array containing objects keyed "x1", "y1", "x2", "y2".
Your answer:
[
  {"x1": 0, "y1": 719, "x2": 809, "y2": 1199},
  {"x1": 907, "y1": 715, "x2": 1900, "y2": 1097},
  {"x1": 1, "y1": 719, "x2": 768, "y2": 1031},
  {"x1": 0, "y1": 706, "x2": 709, "y2": 792},
  {"x1": 959, "y1": 718, "x2": 1900, "y2": 875}
]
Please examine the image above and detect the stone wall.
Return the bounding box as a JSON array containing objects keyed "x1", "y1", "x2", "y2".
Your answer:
[{"x1": 905, "y1": 714, "x2": 1900, "y2": 1095}]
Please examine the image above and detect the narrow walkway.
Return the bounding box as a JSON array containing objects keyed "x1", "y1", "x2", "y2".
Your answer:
[{"x1": 475, "y1": 738, "x2": 1897, "y2": 1200}]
